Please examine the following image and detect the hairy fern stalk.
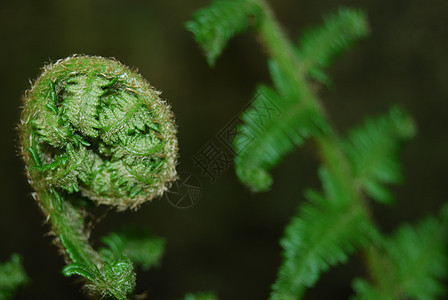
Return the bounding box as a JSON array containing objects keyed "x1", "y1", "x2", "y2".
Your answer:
[
  {"x1": 188, "y1": 0, "x2": 448, "y2": 299},
  {"x1": 19, "y1": 55, "x2": 178, "y2": 299}
]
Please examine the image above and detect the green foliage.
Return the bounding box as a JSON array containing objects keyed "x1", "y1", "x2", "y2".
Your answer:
[
  {"x1": 296, "y1": 8, "x2": 369, "y2": 85},
  {"x1": 271, "y1": 170, "x2": 376, "y2": 300},
  {"x1": 233, "y1": 7, "x2": 368, "y2": 192},
  {"x1": 342, "y1": 106, "x2": 416, "y2": 204},
  {"x1": 61, "y1": 227, "x2": 165, "y2": 299},
  {"x1": 187, "y1": 1, "x2": 448, "y2": 300},
  {"x1": 99, "y1": 228, "x2": 165, "y2": 271},
  {"x1": 186, "y1": 0, "x2": 261, "y2": 66},
  {"x1": 234, "y1": 79, "x2": 327, "y2": 192},
  {"x1": 0, "y1": 254, "x2": 29, "y2": 300},
  {"x1": 183, "y1": 292, "x2": 218, "y2": 300},
  {"x1": 188, "y1": 3, "x2": 369, "y2": 191},
  {"x1": 352, "y1": 206, "x2": 448, "y2": 300}
]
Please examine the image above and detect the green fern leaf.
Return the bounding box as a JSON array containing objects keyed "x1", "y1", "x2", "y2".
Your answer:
[
  {"x1": 186, "y1": 0, "x2": 261, "y2": 66},
  {"x1": 62, "y1": 263, "x2": 96, "y2": 281},
  {"x1": 62, "y1": 74, "x2": 106, "y2": 137},
  {"x1": 352, "y1": 205, "x2": 448, "y2": 300},
  {"x1": 342, "y1": 106, "x2": 416, "y2": 204},
  {"x1": 43, "y1": 143, "x2": 98, "y2": 193},
  {"x1": 0, "y1": 254, "x2": 29, "y2": 300},
  {"x1": 234, "y1": 61, "x2": 328, "y2": 192},
  {"x1": 270, "y1": 169, "x2": 376, "y2": 300},
  {"x1": 296, "y1": 8, "x2": 369, "y2": 85},
  {"x1": 99, "y1": 228, "x2": 165, "y2": 271}
]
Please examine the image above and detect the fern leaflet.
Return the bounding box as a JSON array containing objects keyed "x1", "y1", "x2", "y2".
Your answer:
[
  {"x1": 270, "y1": 169, "x2": 376, "y2": 300},
  {"x1": 296, "y1": 8, "x2": 369, "y2": 85},
  {"x1": 186, "y1": 0, "x2": 261, "y2": 66},
  {"x1": 0, "y1": 254, "x2": 29, "y2": 300},
  {"x1": 234, "y1": 60, "x2": 328, "y2": 192},
  {"x1": 99, "y1": 228, "x2": 165, "y2": 271},
  {"x1": 352, "y1": 205, "x2": 448, "y2": 300},
  {"x1": 342, "y1": 106, "x2": 416, "y2": 204}
]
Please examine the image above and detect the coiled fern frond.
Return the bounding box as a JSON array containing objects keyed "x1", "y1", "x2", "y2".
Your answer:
[{"x1": 19, "y1": 55, "x2": 178, "y2": 299}]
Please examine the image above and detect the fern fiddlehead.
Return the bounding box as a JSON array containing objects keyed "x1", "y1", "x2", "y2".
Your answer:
[{"x1": 19, "y1": 55, "x2": 178, "y2": 298}]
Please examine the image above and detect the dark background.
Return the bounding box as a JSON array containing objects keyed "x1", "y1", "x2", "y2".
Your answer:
[{"x1": 1, "y1": 0, "x2": 447, "y2": 299}]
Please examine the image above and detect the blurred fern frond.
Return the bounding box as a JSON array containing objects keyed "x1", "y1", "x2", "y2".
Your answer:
[
  {"x1": 186, "y1": 0, "x2": 261, "y2": 66},
  {"x1": 342, "y1": 106, "x2": 416, "y2": 204},
  {"x1": 99, "y1": 228, "x2": 165, "y2": 271},
  {"x1": 233, "y1": 7, "x2": 368, "y2": 192},
  {"x1": 188, "y1": 1, "x2": 448, "y2": 300},
  {"x1": 270, "y1": 168, "x2": 377, "y2": 300},
  {"x1": 0, "y1": 254, "x2": 29, "y2": 300},
  {"x1": 352, "y1": 205, "x2": 448, "y2": 300},
  {"x1": 234, "y1": 78, "x2": 327, "y2": 192},
  {"x1": 296, "y1": 8, "x2": 369, "y2": 85}
]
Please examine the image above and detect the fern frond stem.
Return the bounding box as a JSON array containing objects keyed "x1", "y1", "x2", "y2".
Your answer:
[
  {"x1": 315, "y1": 135, "x2": 362, "y2": 203},
  {"x1": 256, "y1": 0, "x2": 316, "y2": 108},
  {"x1": 38, "y1": 191, "x2": 100, "y2": 266},
  {"x1": 255, "y1": 0, "x2": 367, "y2": 207}
]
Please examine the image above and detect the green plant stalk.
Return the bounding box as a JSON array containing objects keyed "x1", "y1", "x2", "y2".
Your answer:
[
  {"x1": 256, "y1": 0, "x2": 315, "y2": 108},
  {"x1": 257, "y1": 0, "x2": 351, "y2": 187},
  {"x1": 257, "y1": 0, "x2": 366, "y2": 202},
  {"x1": 38, "y1": 191, "x2": 100, "y2": 266}
]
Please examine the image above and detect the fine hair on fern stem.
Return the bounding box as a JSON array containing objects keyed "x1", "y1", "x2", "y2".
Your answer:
[{"x1": 18, "y1": 55, "x2": 178, "y2": 299}]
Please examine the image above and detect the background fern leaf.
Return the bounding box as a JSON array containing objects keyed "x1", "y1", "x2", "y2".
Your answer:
[
  {"x1": 234, "y1": 81, "x2": 327, "y2": 192},
  {"x1": 234, "y1": 58, "x2": 330, "y2": 192},
  {"x1": 296, "y1": 8, "x2": 369, "y2": 85},
  {"x1": 270, "y1": 170, "x2": 376, "y2": 300},
  {"x1": 342, "y1": 106, "x2": 416, "y2": 204},
  {"x1": 352, "y1": 205, "x2": 448, "y2": 300},
  {"x1": 0, "y1": 254, "x2": 29, "y2": 300},
  {"x1": 99, "y1": 227, "x2": 165, "y2": 271},
  {"x1": 186, "y1": 0, "x2": 261, "y2": 66}
]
